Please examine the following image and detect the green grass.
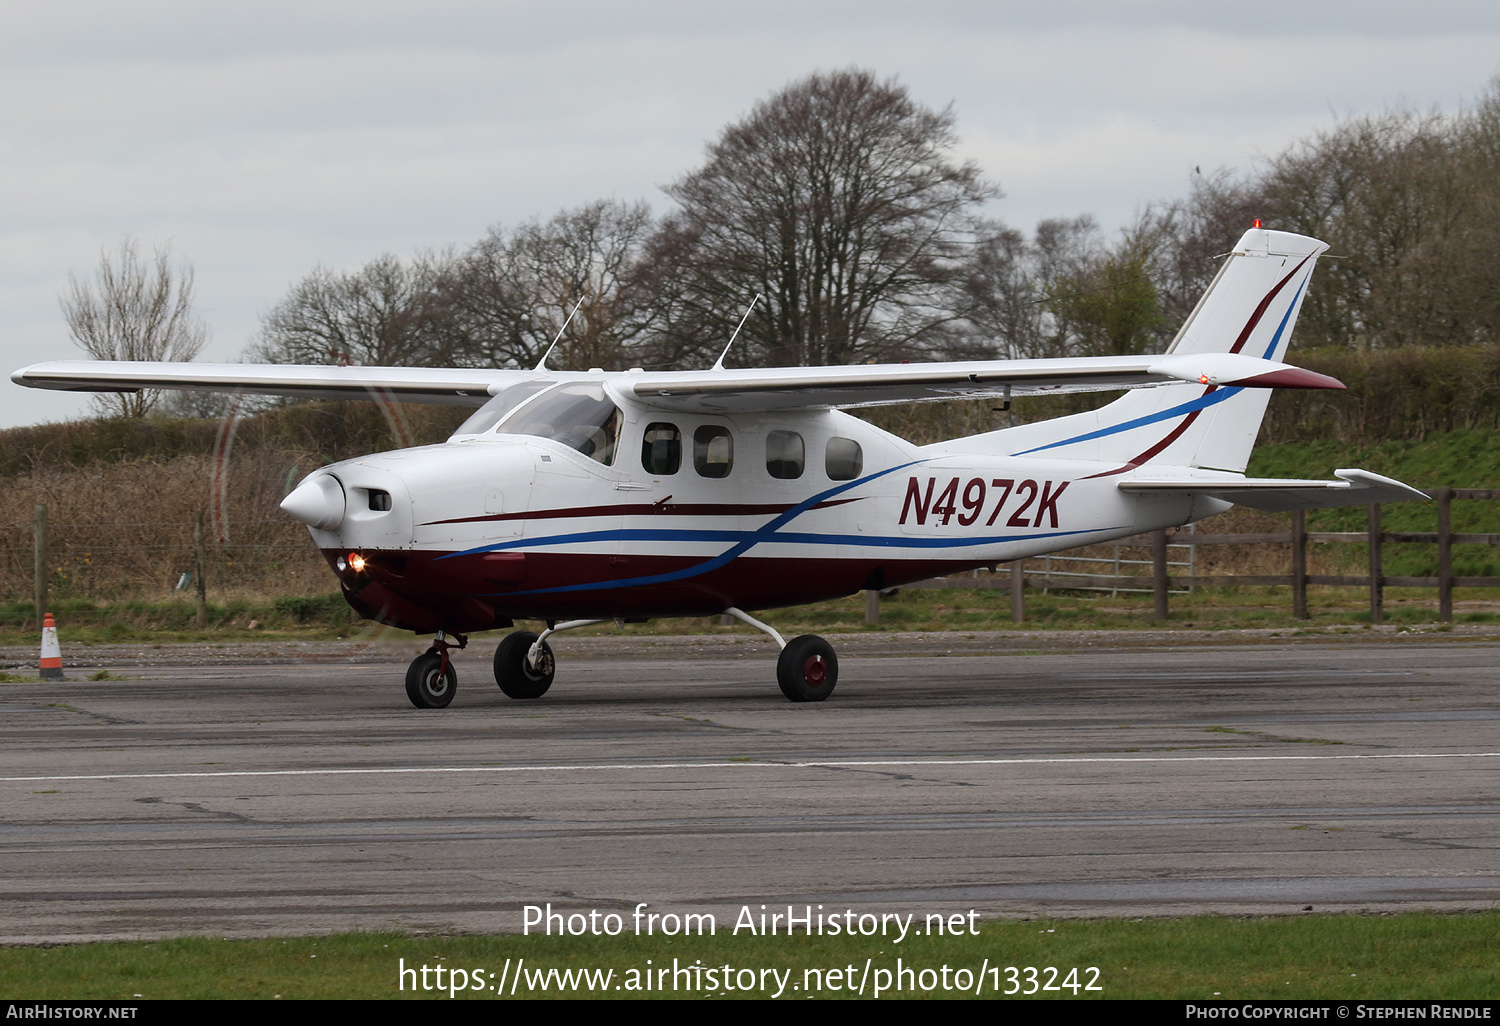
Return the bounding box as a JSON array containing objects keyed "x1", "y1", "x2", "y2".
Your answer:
[
  {"x1": 1248, "y1": 428, "x2": 1500, "y2": 495},
  {"x1": 1, "y1": 913, "x2": 1496, "y2": 999},
  {"x1": 1250, "y1": 430, "x2": 1500, "y2": 580}
]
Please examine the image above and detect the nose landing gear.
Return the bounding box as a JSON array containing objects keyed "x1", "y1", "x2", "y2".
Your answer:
[{"x1": 405, "y1": 631, "x2": 466, "y2": 708}]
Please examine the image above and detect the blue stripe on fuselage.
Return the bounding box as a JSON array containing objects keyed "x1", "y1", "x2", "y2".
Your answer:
[
  {"x1": 1012, "y1": 386, "x2": 1243, "y2": 456},
  {"x1": 430, "y1": 458, "x2": 1121, "y2": 596}
]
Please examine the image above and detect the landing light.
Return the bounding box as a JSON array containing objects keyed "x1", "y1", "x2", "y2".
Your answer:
[{"x1": 348, "y1": 552, "x2": 367, "y2": 573}]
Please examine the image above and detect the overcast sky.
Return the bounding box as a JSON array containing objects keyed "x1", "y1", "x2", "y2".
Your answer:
[{"x1": 3, "y1": 0, "x2": 1498, "y2": 428}]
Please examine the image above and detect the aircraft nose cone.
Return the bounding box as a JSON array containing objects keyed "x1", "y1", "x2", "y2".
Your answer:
[{"x1": 281, "y1": 474, "x2": 346, "y2": 530}]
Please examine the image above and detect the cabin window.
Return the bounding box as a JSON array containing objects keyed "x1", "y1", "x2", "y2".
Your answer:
[
  {"x1": 693, "y1": 425, "x2": 734, "y2": 478},
  {"x1": 765, "y1": 430, "x2": 804, "y2": 480},
  {"x1": 641, "y1": 423, "x2": 682, "y2": 475},
  {"x1": 493, "y1": 382, "x2": 621, "y2": 465},
  {"x1": 825, "y1": 437, "x2": 863, "y2": 480}
]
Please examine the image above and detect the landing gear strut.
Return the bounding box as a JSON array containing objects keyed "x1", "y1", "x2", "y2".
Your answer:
[
  {"x1": 494, "y1": 631, "x2": 555, "y2": 699},
  {"x1": 408, "y1": 614, "x2": 840, "y2": 706},
  {"x1": 722, "y1": 606, "x2": 838, "y2": 702},
  {"x1": 493, "y1": 619, "x2": 606, "y2": 699},
  {"x1": 405, "y1": 631, "x2": 466, "y2": 709}
]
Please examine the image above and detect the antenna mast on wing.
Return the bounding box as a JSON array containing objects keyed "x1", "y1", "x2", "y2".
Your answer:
[
  {"x1": 534, "y1": 297, "x2": 586, "y2": 371},
  {"x1": 713, "y1": 293, "x2": 762, "y2": 371}
]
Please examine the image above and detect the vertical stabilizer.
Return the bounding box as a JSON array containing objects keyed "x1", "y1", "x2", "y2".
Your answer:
[{"x1": 948, "y1": 228, "x2": 1328, "y2": 473}]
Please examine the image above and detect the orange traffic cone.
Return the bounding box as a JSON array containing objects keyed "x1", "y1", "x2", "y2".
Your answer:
[{"x1": 39, "y1": 613, "x2": 64, "y2": 680}]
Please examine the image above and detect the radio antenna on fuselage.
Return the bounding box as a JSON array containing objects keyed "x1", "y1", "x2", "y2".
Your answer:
[
  {"x1": 534, "y1": 297, "x2": 586, "y2": 371},
  {"x1": 713, "y1": 293, "x2": 762, "y2": 371}
]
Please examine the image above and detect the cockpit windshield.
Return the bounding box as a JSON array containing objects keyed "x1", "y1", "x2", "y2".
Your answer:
[
  {"x1": 493, "y1": 382, "x2": 621, "y2": 465},
  {"x1": 450, "y1": 381, "x2": 555, "y2": 438}
]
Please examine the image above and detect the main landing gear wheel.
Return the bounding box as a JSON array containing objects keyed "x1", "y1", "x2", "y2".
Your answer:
[
  {"x1": 777, "y1": 634, "x2": 838, "y2": 702},
  {"x1": 495, "y1": 631, "x2": 555, "y2": 699},
  {"x1": 405, "y1": 652, "x2": 457, "y2": 709}
]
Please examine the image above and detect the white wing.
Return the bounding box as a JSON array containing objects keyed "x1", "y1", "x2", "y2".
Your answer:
[
  {"x1": 631, "y1": 352, "x2": 1342, "y2": 411},
  {"x1": 9, "y1": 361, "x2": 556, "y2": 406},
  {"x1": 11, "y1": 351, "x2": 1342, "y2": 411}
]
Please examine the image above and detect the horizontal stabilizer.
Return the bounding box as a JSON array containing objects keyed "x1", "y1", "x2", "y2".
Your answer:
[{"x1": 1117, "y1": 469, "x2": 1428, "y2": 512}]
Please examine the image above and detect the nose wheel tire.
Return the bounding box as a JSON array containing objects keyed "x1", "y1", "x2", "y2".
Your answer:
[
  {"x1": 495, "y1": 631, "x2": 555, "y2": 699},
  {"x1": 777, "y1": 634, "x2": 838, "y2": 702},
  {"x1": 405, "y1": 652, "x2": 457, "y2": 708}
]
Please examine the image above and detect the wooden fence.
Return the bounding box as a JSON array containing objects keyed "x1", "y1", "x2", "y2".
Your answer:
[
  {"x1": 867, "y1": 487, "x2": 1500, "y2": 624},
  {"x1": 21, "y1": 488, "x2": 1500, "y2": 628}
]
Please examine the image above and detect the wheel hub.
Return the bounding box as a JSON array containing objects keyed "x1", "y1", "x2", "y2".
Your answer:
[{"x1": 803, "y1": 655, "x2": 827, "y2": 687}]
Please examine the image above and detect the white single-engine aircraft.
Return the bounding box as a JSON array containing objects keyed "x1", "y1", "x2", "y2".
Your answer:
[{"x1": 14, "y1": 227, "x2": 1425, "y2": 706}]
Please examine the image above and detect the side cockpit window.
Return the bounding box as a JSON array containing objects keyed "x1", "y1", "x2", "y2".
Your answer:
[
  {"x1": 493, "y1": 382, "x2": 621, "y2": 465},
  {"x1": 642, "y1": 423, "x2": 681, "y2": 475}
]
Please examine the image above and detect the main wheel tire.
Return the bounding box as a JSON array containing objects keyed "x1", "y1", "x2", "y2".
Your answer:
[
  {"x1": 776, "y1": 634, "x2": 838, "y2": 702},
  {"x1": 405, "y1": 652, "x2": 457, "y2": 709},
  {"x1": 494, "y1": 631, "x2": 555, "y2": 699}
]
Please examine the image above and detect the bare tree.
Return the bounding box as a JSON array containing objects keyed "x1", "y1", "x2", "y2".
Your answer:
[
  {"x1": 1142, "y1": 172, "x2": 1266, "y2": 331},
  {"x1": 253, "y1": 202, "x2": 659, "y2": 376},
  {"x1": 438, "y1": 200, "x2": 659, "y2": 370},
  {"x1": 251, "y1": 252, "x2": 456, "y2": 368},
  {"x1": 959, "y1": 224, "x2": 1049, "y2": 359},
  {"x1": 1172, "y1": 108, "x2": 1485, "y2": 352},
  {"x1": 650, "y1": 69, "x2": 998, "y2": 368},
  {"x1": 1457, "y1": 76, "x2": 1500, "y2": 342},
  {"x1": 61, "y1": 238, "x2": 209, "y2": 417},
  {"x1": 1257, "y1": 109, "x2": 1472, "y2": 350}
]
